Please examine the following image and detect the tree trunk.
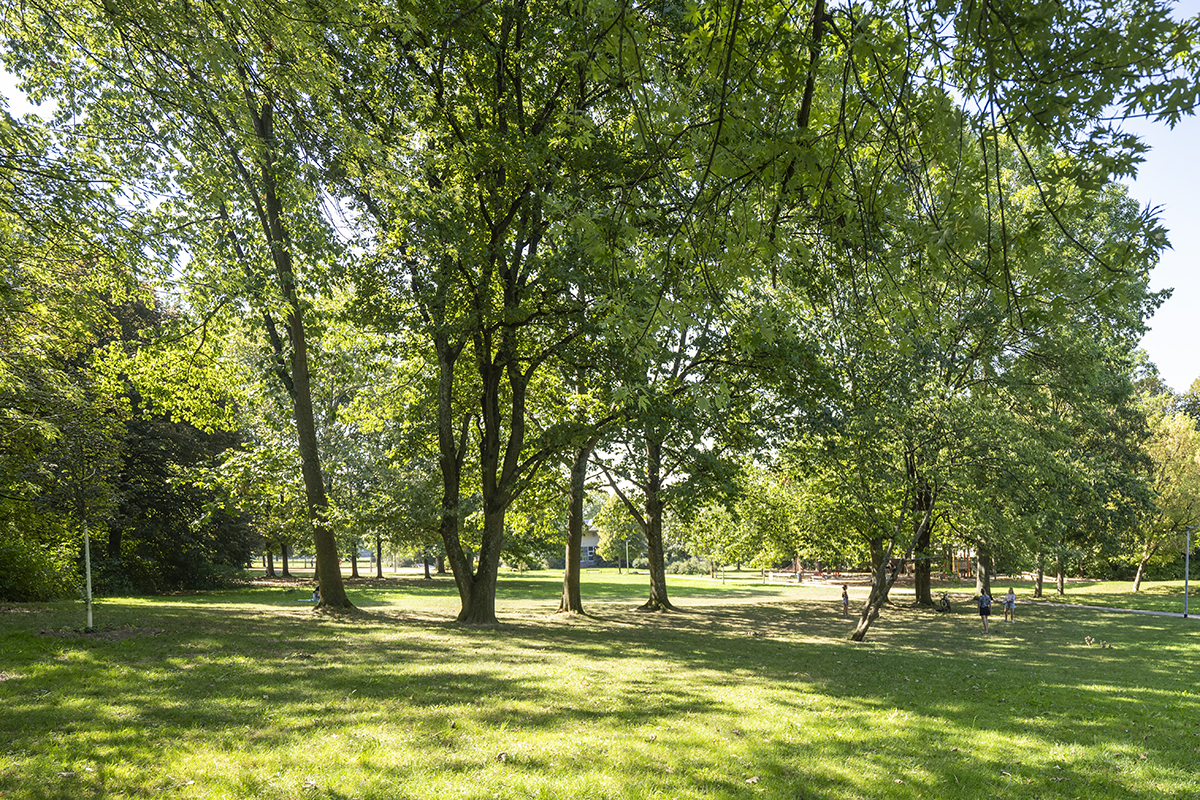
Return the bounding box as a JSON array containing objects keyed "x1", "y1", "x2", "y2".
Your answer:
[
  {"x1": 281, "y1": 542, "x2": 290, "y2": 578},
  {"x1": 436, "y1": 554, "x2": 446, "y2": 574},
  {"x1": 975, "y1": 544, "x2": 992, "y2": 597},
  {"x1": 455, "y1": 507, "x2": 506, "y2": 624},
  {"x1": 559, "y1": 438, "x2": 598, "y2": 614},
  {"x1": 851, "y1": 537, "x2": 900, "y2": 641},
  {"x1": 265, "y1": 549, "x2": 276, "y2": 578},
  {"x1": 247, "y1": 102, "x2": 350, "y2": 611},
  {"x1": 424, "y1": 554, "x2": 432, "y2": 579},
  {"x1": 911, "y1": 479, "x2": 936, "y2": 606},
  {"x1": 1056, "y1": 552, "x2": 1066, "y2": 596},
  {"x1": 375, "y1": 534, "x2": 384, "y2": 579},
  {"x1": 1034, "y1": 551, "x2": 1045, "y2": 598},
  {"x1": 350, "y1": 543, "x2": 360, "y2": 578},
  {"x1": 640, "y1": 436, "x2": 676, "y2": 612},
  {"x1": 1132, "y1": 541, "x2": 1158, "y2": 592},
  {"x1": 432, "y1": 329, "x2": 491, "y2": 621}
]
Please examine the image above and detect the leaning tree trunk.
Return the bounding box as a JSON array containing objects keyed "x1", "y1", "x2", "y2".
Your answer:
[
  {"x1": 559, "y1": 438, "x2": 599, "y2": 614},
  {"x1": 851, "y1": 537, "x2": 900, "y2": 641},
  {"x1": 1132, "y1": 540, "x2": 1158, "y2": 592},
  {"x1": 640, "y1": 436, "x2": 676, "y2": 612}
]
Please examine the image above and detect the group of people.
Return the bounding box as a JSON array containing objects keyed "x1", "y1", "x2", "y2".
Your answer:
[{"x1": 975, "y1": 587, "x2": 1016, "y2": 632}]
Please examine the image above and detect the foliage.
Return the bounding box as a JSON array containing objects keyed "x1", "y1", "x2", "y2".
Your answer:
[
  {"x1": 594, "y1": 493, "x2": 647, "y2": 564},
  {"x1": 0, "y1": 527, "x2": 77, "y2": 601}
]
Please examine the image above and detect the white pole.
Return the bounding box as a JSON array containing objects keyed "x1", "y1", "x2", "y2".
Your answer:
[
  {"x1": 1185, "y1": 527, "x2": 1192, "y2": 619},
  {"x1": 84, "y1": 524, "x2": 93, "y2": 631},
  {"x1": 625, "y1": 537, "x2": 629, "y2": 573}
]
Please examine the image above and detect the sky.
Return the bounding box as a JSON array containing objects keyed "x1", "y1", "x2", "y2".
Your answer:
[
  {"x1": 1118, "y1": 0, "x2": 1200, "y2": 394},
  {"x1": 1124, "y1": 114, "x2": 1200, "y2": 395},
  {"x1": 1, "y1": 7, "x2": 1198, "y2": 391}
]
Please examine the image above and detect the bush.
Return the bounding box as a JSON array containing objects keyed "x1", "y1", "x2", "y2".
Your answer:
[
  {"x1": 666, "y1": 557, "x2": 709, "y2": 575},
  {"x1": 632, "y1": 557, "x2": 650, "y2": 570},
  {"x1": 0, "y1": 534, "x2": 78, "y2": 602}
]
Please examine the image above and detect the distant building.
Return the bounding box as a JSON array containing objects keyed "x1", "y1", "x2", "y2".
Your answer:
[{"x1": 581, "y1": 525, "x2": 600, "y2": 565}]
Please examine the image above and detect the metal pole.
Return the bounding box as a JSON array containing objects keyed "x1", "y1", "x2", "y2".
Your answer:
[{"x1": 625, "y1": 537, "x2": 629, "y2": 573}]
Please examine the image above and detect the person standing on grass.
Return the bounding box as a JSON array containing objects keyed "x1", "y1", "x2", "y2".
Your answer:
[
  {"x1": 1004, "y1": 587, "x2": 1016, "y2": 622},
  {"x1": 977, "y1": 590, "x2": 993, "y2": 633},
  {"x1": 842, "y1": 584, "x2": 850, "y2": 617}
]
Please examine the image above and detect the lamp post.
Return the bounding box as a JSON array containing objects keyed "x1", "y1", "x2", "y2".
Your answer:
[{"x1": 1186, "y1": 526, "x2": 1195, "y2": 619}]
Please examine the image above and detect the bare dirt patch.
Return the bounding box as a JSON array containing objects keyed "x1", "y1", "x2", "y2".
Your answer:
[{"x1": 39, "y1": 625, "x2": 164, "y2": 641}]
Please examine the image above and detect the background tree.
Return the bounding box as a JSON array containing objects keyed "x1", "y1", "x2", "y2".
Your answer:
[{"x1": 1126, "y1": 391, "x2": 1200, "y2": 590}]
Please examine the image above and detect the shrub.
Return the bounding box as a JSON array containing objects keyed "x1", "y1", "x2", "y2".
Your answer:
[
  {"x1": 666, "y1": 557, "x2": 709, "y2": 575},
  {"x1": 0, "y1": 533, "x2": 78, "y2": 602}
]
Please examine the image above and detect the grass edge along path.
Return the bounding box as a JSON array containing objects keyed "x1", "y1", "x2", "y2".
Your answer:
[{"x1": 1, "y1": 573, "x2": 1198, "y2": 800}]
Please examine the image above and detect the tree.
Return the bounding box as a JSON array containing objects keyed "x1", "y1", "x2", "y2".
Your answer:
[
  {"x1": 4, "y1": 0, "x2": 355, "y2": 607},
  {"x1": 594, "y1": 493, "x2": 646, "y2": 567},
  {"x1": 1128, "y1": 392, "x2": 1200, "y2": 590}
]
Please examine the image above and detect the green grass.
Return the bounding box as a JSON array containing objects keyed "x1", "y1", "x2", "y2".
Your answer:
[
  {"x1": 2, "y1": 572, "x2": 1198, "y2": 799},
  {"x1": 996, "y1": 577, "x2": 1199, "y2": 615}
]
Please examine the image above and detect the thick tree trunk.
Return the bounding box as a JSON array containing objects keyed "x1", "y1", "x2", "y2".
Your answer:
[
  {"x1": 424, "y1": 554, "x2": 432, "y2": 579},
  {"x1": 559, "y1": 438, "x2": 598, "y2": 614},
  {"x1": 640, "y1": 436, "x2": 676, "y2": 612},
  {"x1": 455, "y1": 507, "x2": 506, "y2": 624},
  {"x1": 350, "y1": 544, "x2": 360, "y2": 578},
  {"x1": 280, "y1": 542, "x2": 290, "y2": 578},
  {"x1": 436, "y1": 554, "x2": 446, "y2": 574},
  {"x1": 975, "y1": 544, "x2": 992, "y2": 597},
  {"x1": 906, "y1": 450, "x2": 936, "y2": 606},
  {"x1": 265, "y1": 549, "x2": 276, "y2": 577},
  {"x1": 912, "y1": 505, "x2": 934, "y2": 606}
]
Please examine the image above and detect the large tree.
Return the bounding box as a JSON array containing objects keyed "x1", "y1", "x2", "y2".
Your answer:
[{"x1": 4, "y1": 0, "x2": 357, "y2": 606}]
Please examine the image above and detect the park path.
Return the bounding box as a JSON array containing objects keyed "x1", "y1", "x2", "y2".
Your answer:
[{"x1": 1029, "y1": 600, "x2": 1200, "y2": 620}]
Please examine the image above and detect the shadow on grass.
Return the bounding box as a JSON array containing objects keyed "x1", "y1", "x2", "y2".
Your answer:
[{"x1": 2, "y1": 581, "x2": 1199, "y2": 799}]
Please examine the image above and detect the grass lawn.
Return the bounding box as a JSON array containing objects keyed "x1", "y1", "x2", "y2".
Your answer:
[{"x1": 1, "y1": 571, "x2": 1198, "y2": 799}]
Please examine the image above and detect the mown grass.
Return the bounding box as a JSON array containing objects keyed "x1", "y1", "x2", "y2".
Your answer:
[
  {"x1": 1, "y1": 571, "x2": 1197, "y2": 799},
  {"x1": 1000, "y1": 577, "x2": 1199, "y2": 615}
]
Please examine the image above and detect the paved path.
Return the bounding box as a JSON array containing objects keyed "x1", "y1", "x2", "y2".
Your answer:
[{"x1": 1029, "y1": 600, "x2": 1200, "y2": 619}]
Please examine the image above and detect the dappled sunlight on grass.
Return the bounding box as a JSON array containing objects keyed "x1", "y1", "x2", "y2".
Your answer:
[{"x1": 2, "y1": 574, "x2": 1199, "y2": 798}]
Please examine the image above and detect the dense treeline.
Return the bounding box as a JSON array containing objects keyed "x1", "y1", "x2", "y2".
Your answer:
[{"x1": 1, "y1": 0, "x2": 1198, "y2": 635}]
